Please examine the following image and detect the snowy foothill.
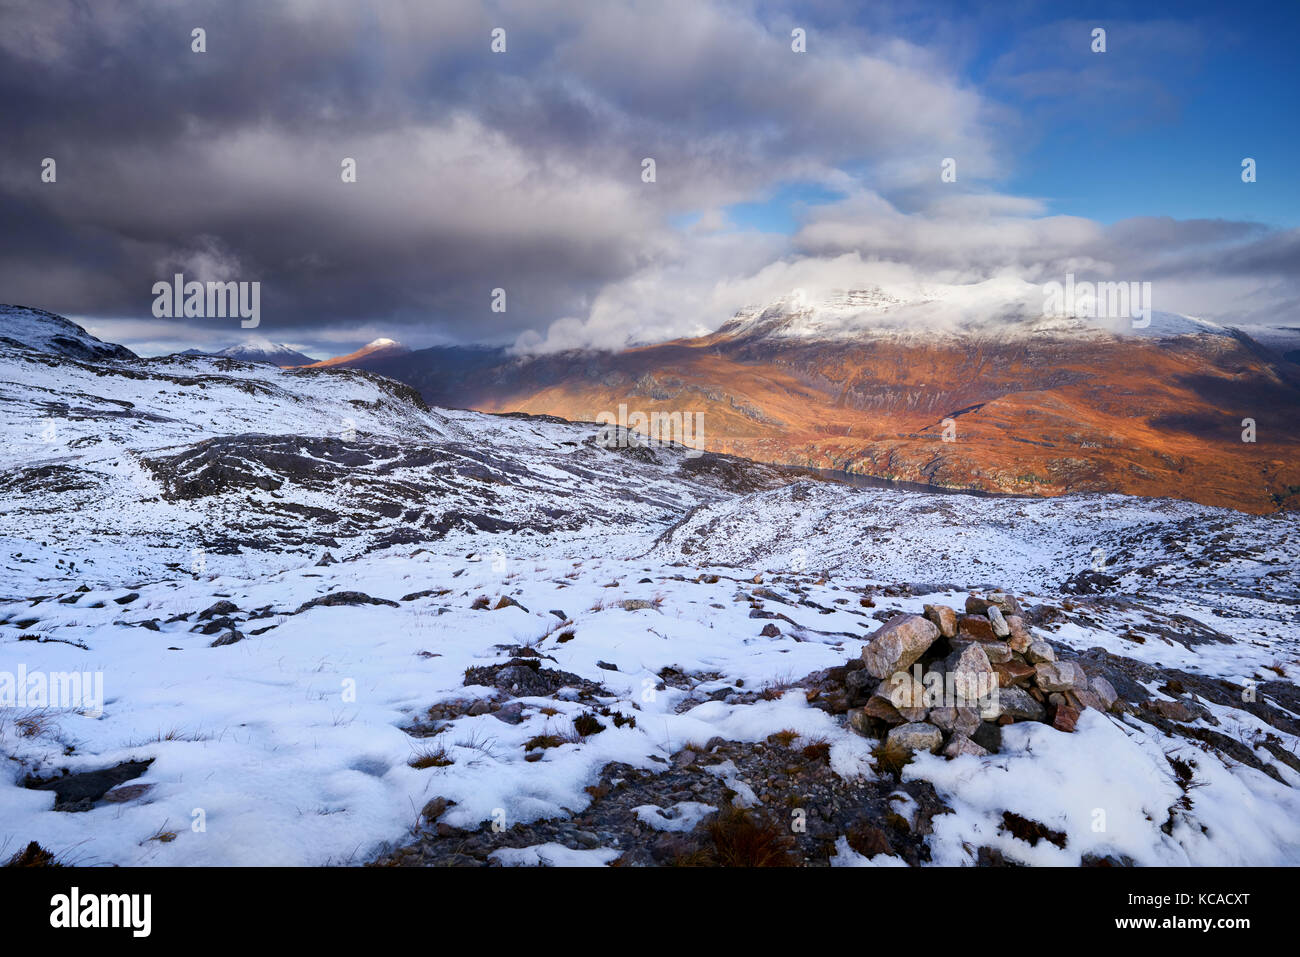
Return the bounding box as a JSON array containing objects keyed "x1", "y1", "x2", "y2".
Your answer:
[{"x1": 1, "y1": 306, "x2": 1298, "y2": 867}]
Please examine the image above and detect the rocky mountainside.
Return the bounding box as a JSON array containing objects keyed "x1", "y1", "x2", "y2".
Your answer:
[
  {"x1": 0, "y1": 309, "x2": 1297, "y2": 868},
  {"x1": 0, "y1": 321, "x2": 806, "y2": 586},
  {"x1": 0, "y1": 305, "x2": 136, "y2": 361},
  {"x1": 348, "y1": 294, "x2": 1300, "y2": 513}
]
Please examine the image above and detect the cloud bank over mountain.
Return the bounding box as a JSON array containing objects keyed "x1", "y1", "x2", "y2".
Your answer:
[{"x1": 1, "y1": 0, "x2": 1296, "y2": 355}]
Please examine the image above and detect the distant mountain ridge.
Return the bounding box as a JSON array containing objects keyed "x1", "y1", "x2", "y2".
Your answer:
[
  {"x1": 179, "y1": 339, "x2": 315, "y2": 366},
  {"x1": 341, "y1": 294, "x2": 1300, "y2": 513}
]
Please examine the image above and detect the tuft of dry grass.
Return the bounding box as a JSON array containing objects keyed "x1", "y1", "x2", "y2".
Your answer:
[
  {"x1": 870, "y1": 742, "x2": 914, "y2": 778},
  {"x1": 760, "y1": 671, "x2": 800, "y2": 701},
  {"x1": 142, "y1": 822, "x2": 178, "y2": 845},
  {"x1": 572, "y1": 712, "x2": 606, "y2": 737},
  {"x1": 144, "y1": 727, "x2": 209, "y2": 744},
  {"x1": 845, "y1": 822, "x2": 893, "y2": 859},
  {"x1": 700, "y1": 807, "x2": 798, "y2": 867},
  {"x1": 800, "y1": 737, "x2": 832, "y2": 762},
  {"x1": 4, "y1": 841, "x2": 61, "y2": 867},
  {"x1": 409, "y1": 744, "x2": 454, "y2": 769},
  {"x1": 9, "y1": 709, "x2": 59, "y2": 739}
]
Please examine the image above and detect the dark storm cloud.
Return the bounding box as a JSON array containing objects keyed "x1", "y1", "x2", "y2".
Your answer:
[
  {"x1": 0, "y1": 0, "x2": 635, "y2": 344},
  {"x1": 0, "y1": 0, "x2": 997, "y2": 352}
]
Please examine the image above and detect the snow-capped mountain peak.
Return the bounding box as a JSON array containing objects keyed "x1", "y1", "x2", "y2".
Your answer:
[
  {"x1": 305, "y1": 336, "x2": 410, "y2": 368},
  {"x1": 209, "y1": 338, "x2": 315, "y2": 365},
  {"x1": 710, "y1": 280, "x2": 1228, "y2": 344}
]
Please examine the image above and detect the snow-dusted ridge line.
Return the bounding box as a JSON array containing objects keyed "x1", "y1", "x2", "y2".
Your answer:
[
  {"x1": 181, "y1": 338, "x2": 316, "y2": 366},
  {"x1": 0, "y1": 304, "x2": 137, "y2": 361},
  {"x1": 713, "y1": 282, "x2": 1230, "y2": 344}
]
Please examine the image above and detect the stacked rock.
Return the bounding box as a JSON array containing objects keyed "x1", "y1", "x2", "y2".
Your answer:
[{"x1": 844, "y1": 592, "x2": 1120, "y2": 761}]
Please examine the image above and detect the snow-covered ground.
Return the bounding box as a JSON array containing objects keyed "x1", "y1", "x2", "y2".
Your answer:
[{"x1": 1, "y1": 306, "x2": 1298, "y2": 867}]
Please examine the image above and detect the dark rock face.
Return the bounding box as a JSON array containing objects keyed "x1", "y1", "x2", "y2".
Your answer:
[
  {"x1": 131, "y1": 427, "x2": 813, "y2": 558},
  {"x1": 198, "y1": 600, "x2": 240, "y2": 620},
  {"x1": 294, "y1": 591, "x2": 400, "y2": 614},
  {"x1": 463, "y1": 659, "x2": 608, "y2": 700},
  {"x1": 23, "y1": 759, "x2": 154, "y2": 812}
]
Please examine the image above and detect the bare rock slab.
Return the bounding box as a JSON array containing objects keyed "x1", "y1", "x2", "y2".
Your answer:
[
  {"x1": 885, "y1": 722, "x2": 944, "y2": 755},
  {"x1": 862, "y1": 614, "x2": 939, "y2": 679}
]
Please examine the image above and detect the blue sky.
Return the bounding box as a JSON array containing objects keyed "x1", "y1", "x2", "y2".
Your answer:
[
  {"x1": 724, "y1": 1, "x2": 1299, "y2": 236},
  {"x1": 988, "y1": 3, "x2": 1300, "y2": 226}
]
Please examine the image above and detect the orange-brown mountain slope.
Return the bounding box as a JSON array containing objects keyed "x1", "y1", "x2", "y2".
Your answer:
[{"x1": 342, "y1": 325, "x2": 1300, "y2": 513}]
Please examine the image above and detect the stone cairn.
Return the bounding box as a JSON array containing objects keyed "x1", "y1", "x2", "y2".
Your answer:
[{"x1": 842, "y1": 592, "x2": 1121, "y2": 760}]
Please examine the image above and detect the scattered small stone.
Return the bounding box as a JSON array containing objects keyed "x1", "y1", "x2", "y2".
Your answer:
[
  {"x1": 1006, "y1": 615, "x2": 1032, "y2": 653},
  {"x1": 994, "y1": 660, "x2": 1036, "y2": 686},
  {"x1": 930, "y1": 706, "x2": 981, "y2": 737},
  {"x1": 982, "y1": 641, "x2": 1013, "y2": 664},
  {"x1": 862, "y1": 695, "x2": 905, "y2": 725},
  {"x1": 209, "y1": 627, "x2": 243, "y2": 647},
  {"x1": 957, "y1": 615, "x2": 997, "y2": 642},
  {"x1": 198, "y1": 600, "x2": 239, "y2": 621},
  {"x1": 294, "y1": 591, "x2": 398, "y2": 613}
]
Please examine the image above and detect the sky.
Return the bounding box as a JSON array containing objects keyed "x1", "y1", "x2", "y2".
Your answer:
[{"x1": 0, "y1": 0, "x2": 1296, "y2": 357}]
